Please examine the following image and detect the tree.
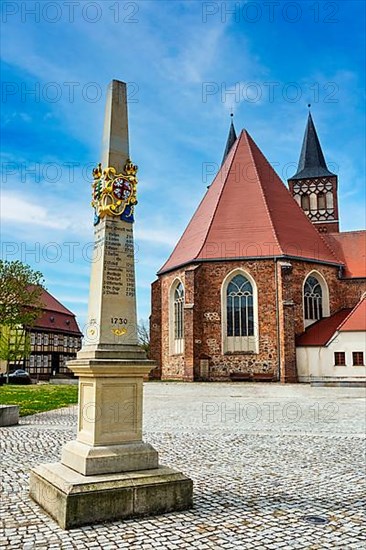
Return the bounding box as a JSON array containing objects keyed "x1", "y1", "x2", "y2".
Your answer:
[
  {"x1": 137, "y1": 319, "x2": 150, "y2": 354},
  {"x1": 0, "y1": 325, "x2": 31, "y2": 369},
  {"x1": 0, "y1": 260, "x2": 45, "y2": 382}
]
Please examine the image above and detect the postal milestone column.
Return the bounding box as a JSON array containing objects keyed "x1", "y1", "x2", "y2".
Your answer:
[
  {"x1": 29, "y1": 80, "x2": 193, "y2": 530},
  {"x1": 81, "y1": 80, "x2": 142, "y2": 357}
]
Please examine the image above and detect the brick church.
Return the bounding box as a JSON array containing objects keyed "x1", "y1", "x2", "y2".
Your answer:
[{"x1": 150, "y1": 112, "x2": 366, "y2": 384}]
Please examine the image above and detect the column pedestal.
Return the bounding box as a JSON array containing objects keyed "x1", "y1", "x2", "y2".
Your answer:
[
  {"x1": 30, "y1": 464, "x2": 193, "y2": 530},
  {"x1": 29, "y1": 358, "x2": 193, "y2": 529}
]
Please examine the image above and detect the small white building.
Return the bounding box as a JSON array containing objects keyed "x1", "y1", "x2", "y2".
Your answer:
[{"x1": 296, "y1": 297, "x2": 366, "y2": 386}]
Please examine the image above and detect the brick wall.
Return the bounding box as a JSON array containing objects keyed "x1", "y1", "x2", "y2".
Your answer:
[
  {"x1": 150, "y1": 259, "x2": 366, "y2": 382},
  {"x1": 159, "y1": 268, "x2": 187, "y2": 380},
  {"x1": 149, "y1": 278, "x2": 162, "y2": 379},
  {"x1": 194, "y1": 261, "x2": 279, "y2": 381},
  {"x1": 288, "y1": 262, "x2": 365, "y2": 335}
]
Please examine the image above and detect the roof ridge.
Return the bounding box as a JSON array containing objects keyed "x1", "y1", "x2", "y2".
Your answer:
[
  {"x1": 157, "y1": 136, "x2": 240, "y2": 274},
  {"x1": 195, "y1": 134, "x2": 241, "y2": 261},
  {"x1": 319, "y1": 232, "x2": 346, "y2": 264},
  {"x1": 244, "y1": 131, "x2": 283, "y2": 255},
  {"x1": 296, "y1": 307, "x2": 352, "y2": 347},
  {"x1": 245, "y1": 131, "x2": 341, "y2": 264},
  {"x1": 41, "y1": 288, "x2": 75, "y2": 316}
]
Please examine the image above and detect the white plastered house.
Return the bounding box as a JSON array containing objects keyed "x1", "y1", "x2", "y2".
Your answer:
[{"x1": 296, "y1": 296, "x2": 366, "y2": 386}]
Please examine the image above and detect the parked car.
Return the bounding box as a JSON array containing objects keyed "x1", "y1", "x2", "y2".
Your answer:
[{"x1": 8, "y1": 369, "x2": 32, "y2": 385}]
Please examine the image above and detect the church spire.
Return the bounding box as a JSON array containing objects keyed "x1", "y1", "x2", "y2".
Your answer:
[
  {"x1": 290, "y1": 110, "x2": 335, "y2": 180},
  {"x1": 288, "y1": 108, "x2": 339, "y2": 234},
  {"x1": 221, "y1": 113, "x2": 237, "y2": 166}
]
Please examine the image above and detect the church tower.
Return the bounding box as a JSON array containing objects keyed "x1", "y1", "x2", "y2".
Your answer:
[
  {"x1": 288, "y1": 111, "x2": 339, "y2": 233},
  {"x1": 221, "y1": 113, "x2": 237, "y2": 165}
]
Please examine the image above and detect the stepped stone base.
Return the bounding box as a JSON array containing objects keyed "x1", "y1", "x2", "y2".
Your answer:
[
  {"x1": 29, "y1": 463, "x2": 193, "y2": 530},
  {"x1": 61, "y1": 440, "x2": 159, "y2": 475}
]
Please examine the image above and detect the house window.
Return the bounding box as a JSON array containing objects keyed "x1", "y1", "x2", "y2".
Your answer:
[
  {"x1": 44, "y1": 334, "x2": 49, "y2": 346},
  {"x1": 304, "y1": 275, "x2": 323, "y2": 323},
  {"x1": 222, "y1": 270, "x2": 258, "y2": 353},
  {"x1": 352, "y1": 352, "x2": 364, "y2": 366},
  {"x1": 171, "y1": 281, "x2": 184, "y2": 354},
  {"x1": 37, "y1": 333, "x2": 42, "y2": 345},
  {"x1": 301, "y1": 194, "x2": 310, "y2": 211},
  {"x1": 334, "y1": 352, "x2": 346, "y2": 366},
  {"x1": 30, "y1": 333, "x2": 35, "y2": 346}
]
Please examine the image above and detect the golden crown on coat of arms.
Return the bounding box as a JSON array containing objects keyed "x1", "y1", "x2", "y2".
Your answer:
[{"x1": 91, "y1": 158, "x2": 138, "y2": 225}]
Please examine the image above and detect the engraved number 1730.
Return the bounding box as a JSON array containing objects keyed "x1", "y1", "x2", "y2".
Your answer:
[{"x1": 111, "y1": 318, "x2": 128, "y2": 325}]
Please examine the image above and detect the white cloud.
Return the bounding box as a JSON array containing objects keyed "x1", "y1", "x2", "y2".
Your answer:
[
  {"x1": 1, "y1": 191, "x2": 66, "y2": 229},
  {"x1": 135, "y1": 226, "x2": 180, "y2": 247},
  {"x1": 167, "y1": 25, "x2": 226, "y2": 84}
]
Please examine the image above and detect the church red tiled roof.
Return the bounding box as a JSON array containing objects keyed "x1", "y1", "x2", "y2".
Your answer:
[
  {"x1": 159, "y1": 130, "x2": 340, "y2": 274},
  {"x1": 323, "y1": 231, "x2": 366, "y2": 278}
]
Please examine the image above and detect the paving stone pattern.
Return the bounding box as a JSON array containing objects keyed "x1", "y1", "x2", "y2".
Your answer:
[{"x1": 1, "y1": 383, "x2": 365, "y2": 549}]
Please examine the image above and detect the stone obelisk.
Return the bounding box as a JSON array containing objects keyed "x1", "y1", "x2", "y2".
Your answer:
[{"x1": 29, "y1": 80, "x2": 193, "y2": 530}]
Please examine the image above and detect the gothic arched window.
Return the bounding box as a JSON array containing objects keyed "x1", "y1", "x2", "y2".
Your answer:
[
  {"x1": 171, "y1": 281, "x2": 184, "y2": 354},
  {"x1": 227, "y1": 274, "x2": 254, "y2": 337},
  {"x1": 303, "y1": 275, "x2": 323, "y2": 322},
  {"x1": 222, "y1": 271, "x2": 258, "y2": 353}
]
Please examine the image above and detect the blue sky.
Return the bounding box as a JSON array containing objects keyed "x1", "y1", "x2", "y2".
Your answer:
[{"x1": 1, "y1": 0, "x2": 365, "y2": 332}]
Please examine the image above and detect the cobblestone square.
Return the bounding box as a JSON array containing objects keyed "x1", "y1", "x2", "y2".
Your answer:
[{"x1": 1, "y1": 382, "x2": 365, "y2": 549}]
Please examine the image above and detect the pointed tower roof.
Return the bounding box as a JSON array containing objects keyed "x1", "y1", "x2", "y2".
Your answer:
[
  {"x1": 290, "y1": 112, "x2": 336, "y2": 180},
  {"x1": 158, "y1": 130, "x2": 341, "y2": 274},
  {"x1": 221, "y1": 114, "x2": 237, "y2": 165}
]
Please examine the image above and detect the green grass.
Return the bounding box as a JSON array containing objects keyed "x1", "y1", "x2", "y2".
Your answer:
[{"x1": 0, "y1": 384, "x2": 78, "y2": 416}]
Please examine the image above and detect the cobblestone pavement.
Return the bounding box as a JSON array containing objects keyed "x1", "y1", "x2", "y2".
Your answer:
[{"x1": 1, "y1": 382, "x2": 365, "y2": 549}]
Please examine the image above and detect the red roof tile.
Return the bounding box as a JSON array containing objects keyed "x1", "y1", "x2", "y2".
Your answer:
[
  {"x1": 39, "y1": 288, "x2": 75, "y2": 314},
  {"x1": 159, "y1": 130, "x2": 340, "y2": 274},
  {"x1": 323, "y1": 231, "x2": 366, "y2": 278},
  {"x1": 32, "y1": 288, "x2": 82, "y2": 335},
  {"x1": 34, "y1": 311, "x2": 82, "y2": 335},
  {"x1": 296, "y1": 309, "x2": 352, "y2": 347},
  {"x1": 338, "y1": 297, "x2": 366, "y2": 332}
]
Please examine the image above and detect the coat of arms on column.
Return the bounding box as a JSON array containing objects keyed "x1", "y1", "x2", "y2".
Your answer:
[{"x1": 91, "y1": 159, "x2": 138, "y2": 225}]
